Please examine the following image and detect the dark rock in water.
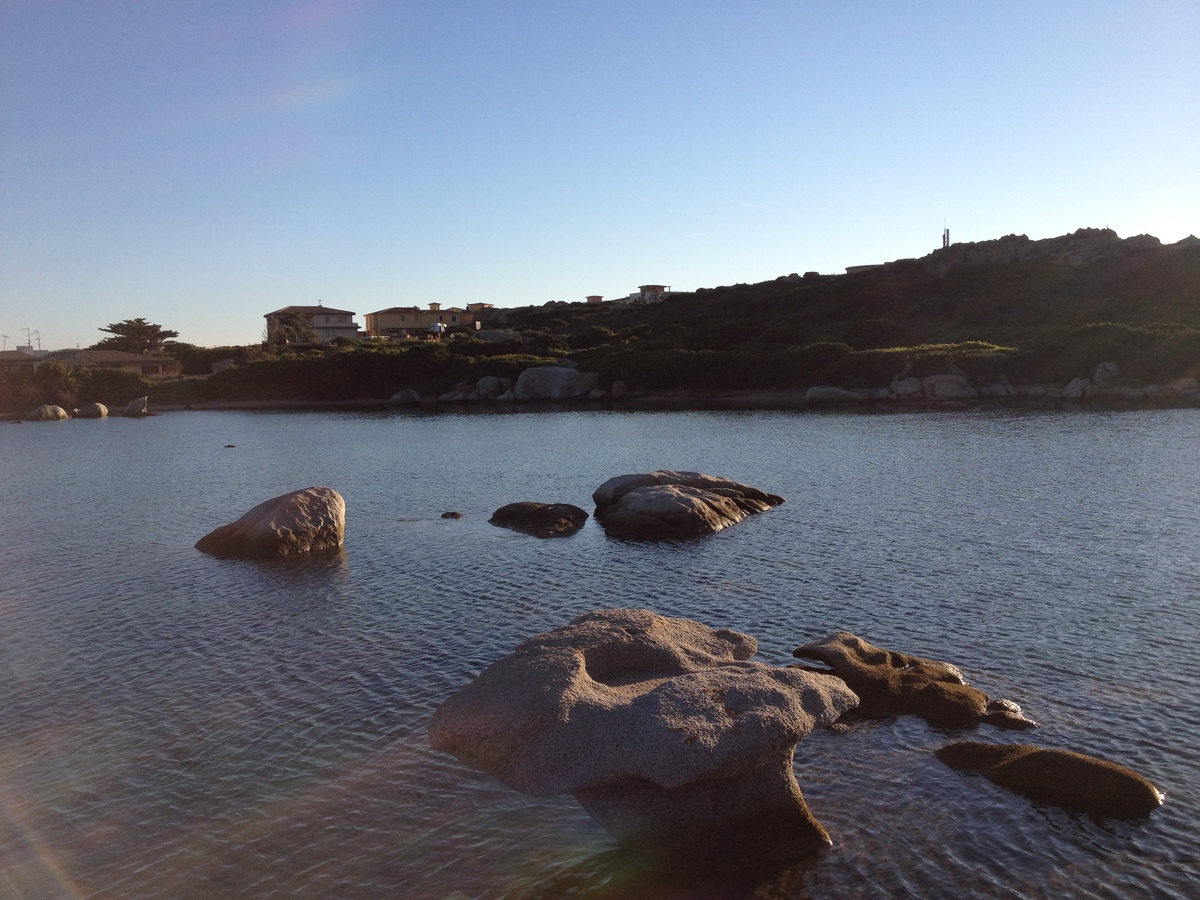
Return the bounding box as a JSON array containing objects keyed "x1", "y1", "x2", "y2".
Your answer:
[
  {"x1": 224, "y1": 444, "x2": 236, "y2": 448},
  {"x1": 791, "y1": 632, "x2": 1038, "y2": 730},
  {"x1": 592, "y1": 470, "x2": 784, "y2": 540},
  {"x1": 489, "y1": 501, "x2": 587, "y2": 537},
  {"x1": 935, "y1": 741, "x2": 1164, "y2": 818},
  {"x1": 441, "y1": 511, "x2": 463, "y2": 519},
  {"x1": 428, "y1": 608, "x2": 859, "y2": 872},
  {"x1": 77, "y1": 402, "x2": 108, "y2": 418},
  {"x1": 195, "y1": 486, "x2": 345, "y2": 559}
]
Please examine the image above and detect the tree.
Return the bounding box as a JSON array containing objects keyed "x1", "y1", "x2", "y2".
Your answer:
[{"x1": 91, "y1": 318, "x2": 180, "y2": 355}]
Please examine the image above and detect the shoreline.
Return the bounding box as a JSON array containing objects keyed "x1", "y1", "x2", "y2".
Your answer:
[{"x1": 146, "y1": 388, "x2": 1200, "y2": 414}]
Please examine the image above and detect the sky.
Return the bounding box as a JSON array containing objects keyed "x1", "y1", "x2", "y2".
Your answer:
[{"x1": 1, "y1": 1, "x2": 1197, "y2": 350}]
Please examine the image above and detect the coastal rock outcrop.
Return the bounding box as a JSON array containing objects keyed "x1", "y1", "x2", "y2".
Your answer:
[
  {"x1": 921, "y1": 374, "x2": 978, "y2": 401},
  {"x1": 77, "y1": 402, "x2": 109, "y2": 418},
  {"x1": 28, "y1": 405, "x2": 69, "y2": 421},
  {"x1": 513, "y1": 366, "x2": 588, "y2": 401},
  {"x1": 935, "y1": 741, "x2": 1163, "y2": 818},
  {"x1": 489, "y1": 501, "x2": 588, "y2": 537},
  {"x1": 195, "y1": 486, "x2": 346, "y2": 559},
  {"x1": 428, "y1": 608, "x2": 859, "y2": 871},
  {"x1": 592, "y1": 471, "x2": 785, "y2": 540},
  {"x1": 791, "y1": 632, "x2": 1038, "y2": 730}
]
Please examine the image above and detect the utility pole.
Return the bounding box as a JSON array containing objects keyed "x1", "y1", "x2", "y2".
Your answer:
[
  {"x1": 1, "y1": 334, "x2": 8, "y2": 351},
  {"x1": 32, "y1": 330, "x2": 41, "y2": 350}
]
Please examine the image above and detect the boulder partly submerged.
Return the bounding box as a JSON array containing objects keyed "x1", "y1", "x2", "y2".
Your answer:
[
  {"x1": 489, "y1": 501, "x2": 588, "y2": 537},
  {"x1": 195, "y1": 486, "x2": 346, "y2": 559},
  {"x1": 429, "y1": 608, "x2": 858, "y2": 871},
  {"x1": 791, "y1": 632, "x2": 1038, "y2": 730},
  {"x1": 77, "y1": 402, "x2": 108, "y2": 418},
  {"x1": 592, "y1": 470, "x2": 784, "y2": 540},
  {"x1": 935, "y1": 741, "x2": 1164, "y2": 818}
]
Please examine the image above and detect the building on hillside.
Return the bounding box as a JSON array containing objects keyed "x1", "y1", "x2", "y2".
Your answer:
[
  {"x1": 586, "y1": 295, "x2": 603, "y2": 304},
  {"x1": 364, "y1": 303, "x2": 491, "y2": 339},
  {"x1": 613, "y1": 284, "x2": 674, "y2": 305},
  {"x1": 264, "y1": 305, "x2": 360, "y2": 345}
]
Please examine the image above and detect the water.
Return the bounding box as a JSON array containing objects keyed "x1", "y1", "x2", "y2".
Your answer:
[{"x1": 1, "y1": 407, "x2": 1197, "y2": 898}]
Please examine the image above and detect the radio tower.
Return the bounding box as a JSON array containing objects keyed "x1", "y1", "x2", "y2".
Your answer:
[{"x1": 942, "y1": 225, "x2": 950, "y2": 249}]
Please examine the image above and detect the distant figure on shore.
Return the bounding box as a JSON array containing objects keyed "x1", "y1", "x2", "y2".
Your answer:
[{"x1": 430, "y1": 322, "x2": 446, "y2": 341}]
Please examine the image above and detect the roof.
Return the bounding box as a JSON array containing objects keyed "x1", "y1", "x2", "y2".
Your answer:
[
  {"x1": 265, "y1": 305, "x2": 357, "y2": 318},
  {"x1": 366, "y1": 306, "x2": 467, "y2": 315},
  {"x1": 0, "y1": 350, "x2": 42, "y2": 366}
]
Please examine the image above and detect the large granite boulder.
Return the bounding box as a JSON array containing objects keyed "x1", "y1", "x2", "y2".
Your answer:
[
  {"x1": 77, "y1": 402, "x2": 109, "y2": 418},
  {"x1": 28, "y1": 405, "x2": 69, "y2": 421},
  {"x1": 489, "y1": 501, "x2": 588, "y2": 537},
  {"x1": 429, "y1": 609, "x2": 858, "y2": 871},
  {"x1": 592, "y1": 471, "x2": 784, "y2": 540},
  {"x1": 935, "y1": 742, "x2": 1163, "y2": 818},
  {"x1": 195, "y1": 486, "x2": 346, "y2": 559},
  {"x1": 792, "y1": 632, "x2": 1038, "y2": 730},
  {"x1": 513, "y1": 366, "x2": 588, "y2": 400}
]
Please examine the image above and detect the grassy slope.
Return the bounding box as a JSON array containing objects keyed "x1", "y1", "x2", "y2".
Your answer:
[{"x1": 11, "y1": 232, "x2": 1187, "y2": 411}]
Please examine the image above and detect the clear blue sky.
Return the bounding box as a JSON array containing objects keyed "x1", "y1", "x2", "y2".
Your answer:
[{"x1": 2, "y1": 1, "x2": 1197, "y2": 350}]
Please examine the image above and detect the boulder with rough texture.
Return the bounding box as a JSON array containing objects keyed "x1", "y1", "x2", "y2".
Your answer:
[
  {"x1": 513, "y1": 366, "x2": 588, "y2": 400},
  {"x1": 124, "y1": 396, "x2": 150, "y2": 416},
  {"x1": 791, "y1": 632, "x2": 1038, "y2": 730},
  {"x1": 77, "y1": 402, "x2": 109, "y2": 418},
  {"x1": 935, "y1": 742, "x2": 1163, "y2": 818},
  {"x1": 195, "y1": 486, "x2": 346, "y2": 559},
  {"x1": 592, "y1": 471, "x2": 784, "y2": 540},
  {"x1": 489, "y1": 502, "x2": 588, "y2": 537},
  {"x1": 28, "y1": 405, "x2": 69, "y2": 421},
  {"x1": 429, "y1": 609, "x2": 858, "y2": 871}
]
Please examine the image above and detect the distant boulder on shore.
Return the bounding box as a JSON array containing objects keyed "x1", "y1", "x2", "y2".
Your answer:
[
  {"x1": 27, "y1": 405, "x2": 69, "y2": 421},
  {"x1": 513, "y1": 366, "x2": 589, "y2": 401},
  {"x1": 195, "y1": 486, "x2": 346, "y2": 559},
  {"x1": 77, "y1": 402, "x2": 108, "y2": 418},
  {"x1": 124, "y1": 396, "x2": 150, "y2": 417}
]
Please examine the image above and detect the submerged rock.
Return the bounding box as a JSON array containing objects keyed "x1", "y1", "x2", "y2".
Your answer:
[
  {"x1": 489, "y1": 501, "x2": 588, "y2": 537},
  {"x1": 28, "y1": 404, "x2": 69, "y2": 421},
  {"x1": 791, "y1": 632, "x2": 1038, "y2": 730},
  {"x1": 592, "y1": 470, "x2": 784, "y2": 540},
  {"x1": 935, "y1": 741, "x2": 1163, "y2": 818},
  {"x1": 429, "y1": 608, "x2": 858, "y2": 871},
  {"x1": 195, "y1": 486, "x2": 345, "y2": 559}
]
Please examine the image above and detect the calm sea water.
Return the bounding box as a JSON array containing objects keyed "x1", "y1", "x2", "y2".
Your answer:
[{"x1": 1, "y1": 407, "x2": 1197, "y2": 899}]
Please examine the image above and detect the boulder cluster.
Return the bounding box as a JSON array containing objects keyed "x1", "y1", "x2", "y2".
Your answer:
[
  {"x1": 431, "y1": 612, "x2": 1164, "y2": 873},
  {"x1": 806, "y1": 361, "x2": 1200, "y2": 407},
  {"x1": 385, "y1": 362, "x2": 627, "y2": 407},
  {"x1": 21, "y1": 396, "x2": 152, "y2": 421}
]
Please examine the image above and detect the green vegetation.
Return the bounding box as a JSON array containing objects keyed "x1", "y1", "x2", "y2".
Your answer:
[
  {"x1": 9, "y1": 236, "x2": 1195, "y2": 413},
  {"x1": 91, "y1": 318, "x2": 180, "y2": 354},
  {"x1": 0, "y1": 362, "x2": 152, "y2": 412}
]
